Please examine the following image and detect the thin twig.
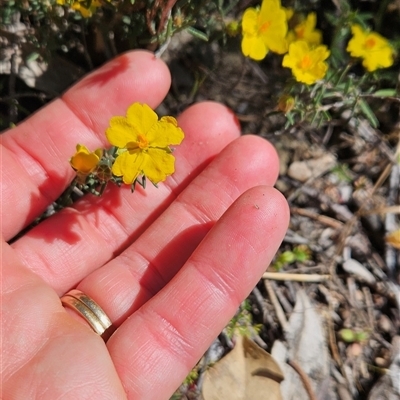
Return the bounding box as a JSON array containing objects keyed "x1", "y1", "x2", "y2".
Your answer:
[
  {"x1": 360, "y1": 205, "x2": 400, "y2": 216},
  {"x1": 362, "y1": 286, "x2": 375, "y2": 330},
  {"x1": 291, "y1": 207, "x2": 344, "y2": 229},
  {"x1": 264, "y1": 280, "x2": 289, "y2": 332},
  {"x1": 327, "y1": 304, "x2": 344, "y2": 372},
  {"x1": 251, "y1": 286, "x2": 269, "y2": 325},
  {"x1": 263, "y1": 272, "x2": 331, "y2": 282},
  {"x1": 287, "y1": 359, "x2": 317, "y2": 400},
  {"x1": 270, "y1": 281, "x2": 293, "y2": 314}
]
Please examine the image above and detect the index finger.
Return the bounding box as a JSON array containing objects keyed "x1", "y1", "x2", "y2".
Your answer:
[{"x1": 1, "y1": 51, "x2": 171, "y2": 241}]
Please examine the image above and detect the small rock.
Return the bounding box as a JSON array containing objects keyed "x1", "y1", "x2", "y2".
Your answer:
[
  {"x1": 375, "y1": 357, "x2": 388, "y2": 368},
  {"x1": 378, "y1": 315, "x2": 394, "y2": 334},
  {"x1": 342, "y1": 258, "x2": 376, "y2": 285},
  {"x1": 288, "y1": 153, "x2": 336, "y2": 182},
  {"x1": 338, "y1": 185, "x2": 353, "y2": 203}
]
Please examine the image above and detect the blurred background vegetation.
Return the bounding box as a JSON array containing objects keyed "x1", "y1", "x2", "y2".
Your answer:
[{"x1": 1, "y1": 0, "x2": 398, "y2": 131}]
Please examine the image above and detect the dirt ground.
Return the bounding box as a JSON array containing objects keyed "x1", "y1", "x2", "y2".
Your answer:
[{"x1": 161, "y1": 30, "x2": 400, "y2": 400}]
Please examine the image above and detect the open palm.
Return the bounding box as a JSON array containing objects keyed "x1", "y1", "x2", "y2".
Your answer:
[{"x1": 1, "y1": 51, "x2": 289, "y2": 399}]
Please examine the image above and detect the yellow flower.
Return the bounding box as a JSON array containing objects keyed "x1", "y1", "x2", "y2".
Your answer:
[
  {"x1": 283, "y1": 7, "x2": 294, "y2": 22},
  {"x1": 57, "y1": 0, "x2": 103, "y2": 18},
  {"x1": 70, "y1": 144, "x2": 103, "y2": 174},
  {"x1": 106, "y1": 103, "x2": 184, "y2": 185},
  {"x1": 241, "y1": 0, "x2": 288, "y2": 60},
  {"x1": 347, "y1": 25, "x2": 394, "y2": 72},
  {"x1": 282, "y1": 41, "x2": 330, "y2": 84},
  {"x1": 287, "y1": 13, "x2": 322, "y2": 46}
]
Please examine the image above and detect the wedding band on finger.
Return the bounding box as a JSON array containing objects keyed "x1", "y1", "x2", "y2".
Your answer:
[{"x1": 61, "y1": 289, "x2": 112, "y2": 336}]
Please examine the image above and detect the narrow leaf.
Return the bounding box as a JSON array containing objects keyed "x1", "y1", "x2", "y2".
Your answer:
[
  {"x1": 358, "y1": 99, "x2": 379, "y2": 128},
  {"x1": 372, "y1": 89, "x2": 397, "y2": 97},
  {"x1": 186, "y1": 26, "x2": 209, "y2": 41}
]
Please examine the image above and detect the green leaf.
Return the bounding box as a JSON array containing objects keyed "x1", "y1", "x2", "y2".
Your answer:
[
  {"x1": 321, "y1": 110, "x2": 332, "y2": 122},
  {"x1": 355, "y1": 331, "x2": 369, "y2": 341},
  {"x1": 26, "y1": 52, "x2": 40, "y2": 62},
  {"x1": 324, "y1": 12, "x2": 338, "y2": 26},
  {"x1": 280, "y1": 251, "x2": 296, "y2": 264},
  {"x1": 372, "y1": 89, "x2": 397, "y2": 97},
  {"x1": 352, "y1": 13, "x2": 374, "y2": 28},
  {"x1": 293, "y1": 246, "x2": 311, "y2": 262},
  {"x1": 339, "y1": 329, "x2": 357, "y2": 343},
  {"x1": 358, "y1": 99, "x2": 379, "y2": 128},
  {"x1": 186, "y1": 26, "x2": 209, "y2": 41}
]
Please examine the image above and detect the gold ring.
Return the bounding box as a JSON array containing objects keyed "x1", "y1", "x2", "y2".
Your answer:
[{"x1": 61, "y1": 289, "x2": 112, "y2": 336}]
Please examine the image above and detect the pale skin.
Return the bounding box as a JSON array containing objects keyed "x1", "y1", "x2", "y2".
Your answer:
[{"x1": 1, "y1": 51, "x2": 289, "y2": 399}]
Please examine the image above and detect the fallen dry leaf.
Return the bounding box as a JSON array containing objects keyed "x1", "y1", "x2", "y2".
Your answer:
[{"x1": 202, "y1": 335, "x2": 284, "y2": 400}]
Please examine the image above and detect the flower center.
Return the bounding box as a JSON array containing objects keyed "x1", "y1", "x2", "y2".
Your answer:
[
  {"x1": 137, "y1": 134, "x2": 149, "y2": 150},
  {"x1": 300, "y1": 54, "x2": 312, "y2": 69},
  {"x1": 365, "y1": 37, "x2": 376, "y2": 49},
  {"x1": 259, "y1": 20, "x2": 271, "y2": 33},
  {"x1": 126, "y1": 134, "x2": 149, "y2": 152},
  {"x1": 297, "y1": 27, "x2": 305, "y2": 39}
]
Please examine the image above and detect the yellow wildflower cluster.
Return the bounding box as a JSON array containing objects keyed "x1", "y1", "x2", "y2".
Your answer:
[
  {"x1": 57, "y1": 0, "x2": 109, "y2": 18},
  {"x1": 70, "y1": 103, "x2": 184, "y2": 194},
  {"x1": 240, "y1": 0, "x2": 395, "y2": 85},
  {"x1": 241, "y1": 0, "x2": 329, "y2": 84}
]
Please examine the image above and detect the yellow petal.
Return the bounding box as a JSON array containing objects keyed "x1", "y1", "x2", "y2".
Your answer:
[
  {"x1": 259, "y1": 0, "x2": 281, "y2": 18},
  {"x1": 259, "y1": 0, "x2": 288, "y2": 40},
  {"x1": 313, "y1": 45, "x2": 330, "y2": 61},
  {"x1": 350, "y1": 24, "x2": 365, "y2": 39},
  {"x1": 242, "y1": 8, "x2": 259, "y2": 35},
  {"x1": 126, "y1": 103, "x2": 158, "y2": 136},
  {"x1": 75, "y1": 4, "x2": 92, "y2": 17},
  {"x1": 75, "y1": 144, "x2": 90, "y2": 154},
  {"x1": 242, "y1": 35, "x2": 268, "y2": 60},
  {"x1": 94, "y1": 148, "x2": 103, "y2": 159},
  {"x1": 70, "y1": 145, "x2": 100, "y2": 174},
  {"x1": 111, "y1": 150, "x2": 144, "y2": 184},
  {"x1": 347, "y1": 25, "x2": 368, "y2": 57},
  {"x1": 146, "y1": 117, "x2": 184, "y2": 147},
  {"x1": 142, "y1": 148, "x2": 176, "y2": 184},
  {"x1": 283, "y1": 7, "x2": 294, "y2": 21},
  {"x1": 295, "y1": 13, "x2": 322, "y2": 45},
  {"x1": 106, "y1": 116, "x2": 139, "y2": 148},
  {"x1": 266, "y1": 35, "x2": 288, "y2": 54}
]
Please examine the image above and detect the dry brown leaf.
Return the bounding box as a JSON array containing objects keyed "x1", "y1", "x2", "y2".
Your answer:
[
  {"x1": 202, "y1": 335, "x2": 284, "y2": 400},
  {"x1": 385, "y1": 229, "x2": 400, "y2": 249}
]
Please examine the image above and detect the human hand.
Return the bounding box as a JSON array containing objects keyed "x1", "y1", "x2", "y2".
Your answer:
[{"x1": 1, "y1": 51, "x2": 289, "y2": 399}]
